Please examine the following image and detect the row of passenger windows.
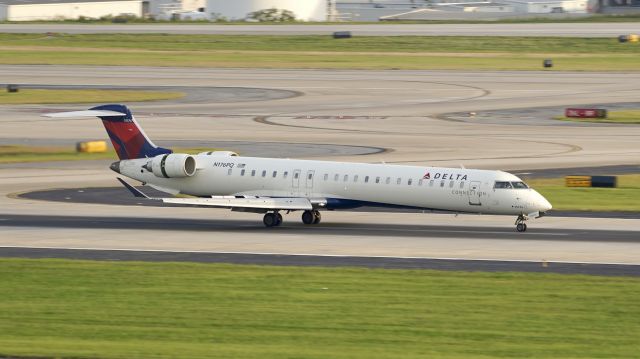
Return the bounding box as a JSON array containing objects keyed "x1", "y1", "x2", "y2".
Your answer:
[{"x1": 226, "y1": 168, "x2": 468, "y2": 189}]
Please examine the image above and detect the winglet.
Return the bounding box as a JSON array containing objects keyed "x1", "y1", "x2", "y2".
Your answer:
[{"x1": 117, "y1": 177, "x2": 150, "y2": 199}]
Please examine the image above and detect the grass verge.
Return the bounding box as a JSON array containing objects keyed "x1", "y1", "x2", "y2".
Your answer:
[
  {"x1": 0, "y1": 259, "x2": 639, "y2": 359},
  {"x1": 0, "y1": 88, "x2": 184, "y2": 104},
  {"x1": 0, "y1": 145, "x2": 219, "y2": 163},
  {"x1": 1, "y1": 34, "x2": 639, "y2": 71},
  {"x1": 527, "y1": 174, "x2": 640, "y2": 211},
  {"x1": 556, "y1": 110, "x2": 640, "y2": 124}
]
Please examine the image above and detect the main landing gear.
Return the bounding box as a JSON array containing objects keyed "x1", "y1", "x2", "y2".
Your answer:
[
  {"x1": 263, "y1": 212, "x2": 283, "y2": 228},
  {"x1": 263, "y1": 210, "x2": 322, "y2": 227},
  {"x1": 515, "y1": 214, "x2": 527, "y2": 232},
  {"x1": 302, "y1": 210, "x2": 321, "y2": 225}
]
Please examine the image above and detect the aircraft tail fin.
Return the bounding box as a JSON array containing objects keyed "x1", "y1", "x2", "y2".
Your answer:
[
  {"x1": 91, "y1": 104, "x2": 172, "y2": 160},
  {"x1": 45, "y1": 104, "x2": 172, "y2": 160}
]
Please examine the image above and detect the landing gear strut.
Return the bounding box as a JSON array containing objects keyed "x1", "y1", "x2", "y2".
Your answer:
[
  {"x1": 302, "y1": 210, "x2": 321, "y2": 225},
  {"x1": 515, "y1": 214, "x2": 527, "y2": 232},
  {"x1": 263, "y1": 211, "x2": 283, "y2": 228}
]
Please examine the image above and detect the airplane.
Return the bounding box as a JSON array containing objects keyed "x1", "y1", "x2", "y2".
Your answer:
[{"x1": 46, "y1": 104, "x2": 552, "y2": 232}]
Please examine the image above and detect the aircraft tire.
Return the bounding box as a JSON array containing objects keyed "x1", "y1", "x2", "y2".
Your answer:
[
  {"x1": 263, "y1": 213, "x2": 276, "y2": 227},
  {"x1": 302, "y1": 210, "x2": 314, "y2": 225}
]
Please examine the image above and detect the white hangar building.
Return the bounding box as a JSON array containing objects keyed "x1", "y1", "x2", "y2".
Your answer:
[
  {"x1": 207, "y1": 0, "x2": 328, "y2": 21},
  {"x1": 0, "y1": 0, "x2": 152, "y2": 21}
]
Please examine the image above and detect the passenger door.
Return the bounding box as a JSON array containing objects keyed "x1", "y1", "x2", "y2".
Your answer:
[
  {"x1": 292, "y1": 169, "x2": 301, "y2": 196},
  {"x1": 305, "y1": 170, "x2": 315, "y2": 197},
  {"x1": 469, "y1": 181, "x2": 481, "y2": 206}
]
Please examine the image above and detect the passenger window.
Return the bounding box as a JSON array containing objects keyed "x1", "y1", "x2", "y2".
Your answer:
[
  {"x1": 460, "y1": 181, "x2": 465, "y2": 189},
  {"x1": 334, "y1": 174, "x2": 339, "y2": 181},
  {"x1": 440, "y1": 180, "x2": 445, "y2": 187},
  {"x1": 396, "y1": 178, "x2": 401, "y2": 185},
  {"x1": 354, "y1": 175, "x2": 359, "y2": 182},
  {"x1": 273, "y1": 171, "x2": 277, "y2": 178},
  {"x1": 408, "y1": 179, "x2": 412, "y2": 186},
  {"x1": 344, "y1": 175, "x2": 348, "y2": 182},
  {"x1": 283, "y1": 171, "x2": 288, "y2": 179},
  {"x1": 385, "y1": 177, "x2": 390, "y2": 185},
  {"x1": 376, "y1": 177, "x2": 380, "y2": 184},
  {"x1": 262, "y1": 170, "x2": 266, "y2": 177},
  {"x1": 251, "y1": 170, "x2": 256, "y2": 177},
  {"x1": 365, "y1": 176, "x2": 369, "y2": 183},
  {"x1": 241, "y1": 169, "x2": 245, "y2": 176},
  {"x1": 418, "y1": 179, "x2": 423, "y2": 186},
  {"x1": 294, "y1": 172, "x2": 299, "y2": 179},
  {"x1": 449, "y1": 180, "x2": 454, "y2": 188},
  {"x1": 228, "y1": 169, "x2": 232, "y2": 175},
  {"x1": 324, "y1": 173, "x2": 328, "y2": 181},
  {"x1": 429, "y1": 180, "x2": 434, "y2": 187},
  {"x1": 308, "y1": 173, "x2": 313, "y2": 180}
]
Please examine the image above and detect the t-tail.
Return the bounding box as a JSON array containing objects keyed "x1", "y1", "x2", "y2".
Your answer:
[
  {"x1": 91, "y1": 104, "x2": 171, "y2": 160},
  {"x1": 44, "y1": 104, "x2": 172, "y2": 160}
]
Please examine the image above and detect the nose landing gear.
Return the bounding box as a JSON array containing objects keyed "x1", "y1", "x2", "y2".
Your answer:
[{"x1": 515, "y1": 214, "x2": 527, "y2": 232}]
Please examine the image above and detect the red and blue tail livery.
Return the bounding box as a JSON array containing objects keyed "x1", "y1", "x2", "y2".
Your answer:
[{"x1": 90, "y1": 104, "x2": 172, "y2": 160}]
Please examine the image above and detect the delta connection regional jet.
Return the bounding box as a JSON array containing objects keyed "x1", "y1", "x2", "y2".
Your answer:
[{"x1": 46, "y1": 105, "x2": 552, "y2": 232}]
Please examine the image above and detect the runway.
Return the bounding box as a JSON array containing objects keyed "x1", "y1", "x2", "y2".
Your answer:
[
  {"x1": 0, "y1": 23, "x2": 638, "y2": 36},
  {"x1": 1, "y1": 65, "x2": 639, "y2": 274}
]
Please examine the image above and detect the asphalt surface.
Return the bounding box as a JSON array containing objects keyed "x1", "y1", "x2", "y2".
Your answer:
[
  {"x1": 0, "y1": 213, "x2": 638, "y2": 242},
  {"x1": 1, "y1": 23, "x2": 639, "y2": 36},
  {"x1": 1, "y1": 246, "x2": 638, "y2": 276}
]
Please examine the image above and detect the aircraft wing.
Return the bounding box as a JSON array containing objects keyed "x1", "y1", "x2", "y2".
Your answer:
[{"x1": 117, "y1": 178, "x2": 312, "y2": 211}]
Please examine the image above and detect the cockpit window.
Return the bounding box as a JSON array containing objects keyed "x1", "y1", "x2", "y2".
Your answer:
[
  {"x1": 511, "y1": 181, "x2": 529, "y2": 189},
  {"x1": 494, "y1": 181, "x2": 513, "y2": 189}
]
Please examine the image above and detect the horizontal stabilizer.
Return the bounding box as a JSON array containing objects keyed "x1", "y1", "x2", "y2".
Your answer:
[
  {"x1": 44, "y1": 110, "x2": 127, "y2": 118},
  {"x1": 117, "y1": 178, "x2": 150, "y2": 199}
]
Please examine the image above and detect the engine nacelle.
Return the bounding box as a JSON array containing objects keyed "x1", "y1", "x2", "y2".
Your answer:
[
  {"x1": 198, "y1": 151, "x2": 238, "y2": 157},
  {"x1": 149, "y1": 154, "x2": 197, "y2": 178}
]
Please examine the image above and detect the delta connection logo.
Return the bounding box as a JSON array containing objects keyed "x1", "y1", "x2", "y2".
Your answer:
[{"x1": 423, "y1": 172, "x2": 468, "y2": 181}]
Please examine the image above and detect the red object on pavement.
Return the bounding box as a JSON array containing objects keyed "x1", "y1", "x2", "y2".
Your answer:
[{"x1": 565, "y1": 108, "x2": 607, "y2": 118}]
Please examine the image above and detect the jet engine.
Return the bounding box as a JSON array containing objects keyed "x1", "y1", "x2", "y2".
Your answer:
[{"x1": 148, "y1": 153, "x2": 197, "y2": 178}]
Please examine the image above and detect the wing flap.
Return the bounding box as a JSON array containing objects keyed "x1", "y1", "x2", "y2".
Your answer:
[{"x1": 161, "y1": 197, "x2": 313, "y2": 210}]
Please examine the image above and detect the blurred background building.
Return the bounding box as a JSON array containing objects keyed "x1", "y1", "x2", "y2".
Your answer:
[{"x1": 0, "y1": 0, "x2": 637, "y2": 21}]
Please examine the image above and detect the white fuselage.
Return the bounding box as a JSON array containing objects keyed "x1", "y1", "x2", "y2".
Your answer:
[{"x1": 119, "y1": 154, "x2": 552, "y2": 215}]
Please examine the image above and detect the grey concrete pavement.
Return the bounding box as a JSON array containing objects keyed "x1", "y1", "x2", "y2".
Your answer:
[
  {"x1": 1, "y1": 65, "x2": 639, "y2": 269},
  {"x1": 0, "y1": 23, "x2": 639, "y2": 36}
]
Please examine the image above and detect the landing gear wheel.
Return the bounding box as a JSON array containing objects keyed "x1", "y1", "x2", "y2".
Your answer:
[
  {"x1": 516, "y1": 223, "x2": 527, "y2": 232},
  {"x1": 515, "y1": 214, "x2": 528, "y2": 232},
  {"x1": 263, "y1": 213, "x2": 276, "y2": 227},
  {"x1": 276, "y1": 213, "x2": 283, "y2": 226},
  {"x1": 302, "y1": 210, "x2": 314, "y2": 225},
  {"x1": 312, "y1": 210, "x2": 321, "y2": 224}
]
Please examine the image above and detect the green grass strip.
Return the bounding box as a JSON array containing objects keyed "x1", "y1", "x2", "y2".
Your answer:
[
  {"x1": 0, "y1": 259, "x2": 639, "y2": 359},
  {"x1": 0, "y1": 89, "x2": 184, "y2": 104},
  {"x1": 1, "y1": 34, "x2": 639, "y2": 71},
  {"x1": 527, "y1": 174, "x2": 640, "y2": 211},
  {"x1": 0, "y1": 146, "x2": 220, "y2": 163}
]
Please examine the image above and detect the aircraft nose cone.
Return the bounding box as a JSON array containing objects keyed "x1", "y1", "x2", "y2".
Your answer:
[
  {"x1": 533, "y1": 191, "x2": 552, "y2": 212},
  {"x1": 109, "y1": 161, "x2": 121, "y2": 174}
]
